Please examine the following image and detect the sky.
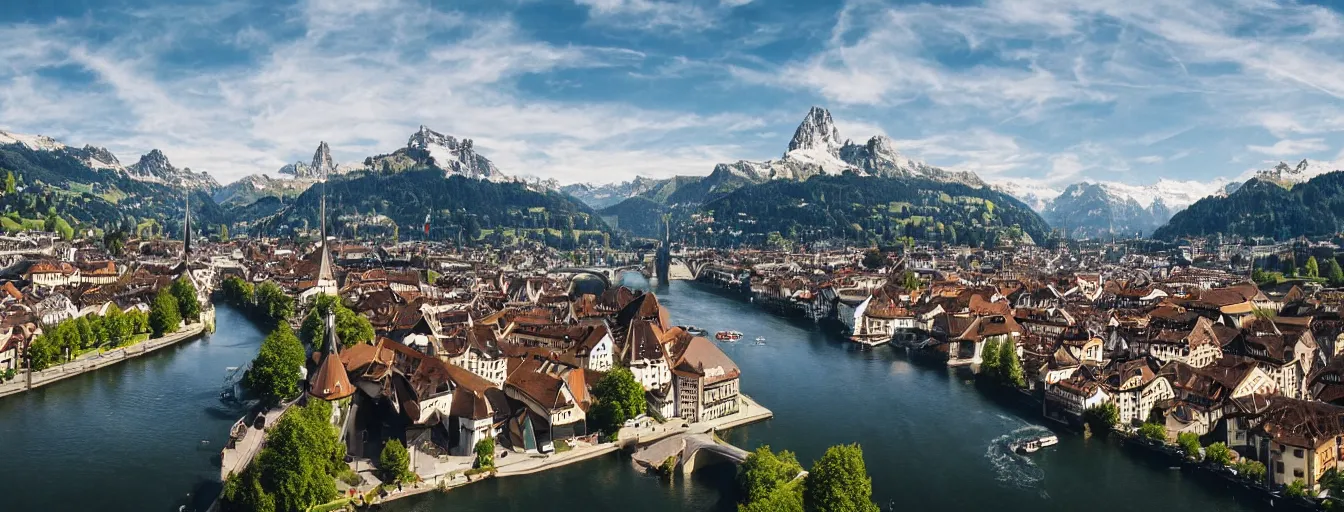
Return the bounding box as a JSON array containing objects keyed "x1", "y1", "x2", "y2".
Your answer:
[{"x1": 2, "y1": 0, "x2": 1344, "y2": 190}]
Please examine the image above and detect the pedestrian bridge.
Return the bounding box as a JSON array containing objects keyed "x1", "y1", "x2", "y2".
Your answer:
[{"x1": 631, "y1": 432, "x2": 749, "y2": 475}]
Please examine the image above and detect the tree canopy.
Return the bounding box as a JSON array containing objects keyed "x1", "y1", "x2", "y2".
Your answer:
[
  {"x1": 255, "y1": 281, "x2": 295, "y2": 324},
  {"x1": 379, "y1": 438, "x2": 413, "y2": 484},
  {"x1": 222, "y1": 400, "x2": 344, "y2": 512},
  {"x1": 299, "y1": 294, "x2": 374, "y2": 347},
  {"x1": 588, "y1": 367, "x2": 647, "y2": 436},
  {"x1": 242, "y1": 325, "x2": 306, "y2": 407},
  {"x1": 170, "y1": 276, "x2": 201, "y2": 322},
  {"x1": 739, "y1": 446, "x2": 804, "y2": 506},
  {"x1": 149, "y1": 289, "x2": 182, "y2": 338},
  {"x1": 803, "y1": 444, "x2": 879, "y2": 512}
]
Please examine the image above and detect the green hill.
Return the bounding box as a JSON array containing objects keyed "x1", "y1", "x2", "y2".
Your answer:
[
  {"x1": 688, "y1": 174, "x2": 1049, "y2": 248},
  {"x1": 1153, "y1": 173, "x2": 1344, "y2": 240},
  {"x1": 254, "y1": 170, "x2": 619, "y2": 248}
]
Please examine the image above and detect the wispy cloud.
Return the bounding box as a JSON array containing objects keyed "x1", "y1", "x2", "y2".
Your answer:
[{"x1": 1247, "y1": 138, "x2": 1329, "y2": 157}]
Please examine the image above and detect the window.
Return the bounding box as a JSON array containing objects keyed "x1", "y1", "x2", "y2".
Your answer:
[
  {"x1": 1294, "y1": 449, "x2": 1304, "y2": 458},
  {"x1": 1294, "y1": 469, "x2": 1305, "y2": 478}
]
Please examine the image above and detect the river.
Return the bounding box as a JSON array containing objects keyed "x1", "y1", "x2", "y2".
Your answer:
[
  {"x1": 0, "y1": 282, "x2": 1261, "y2": 511},
  {"x1": 0, "y1": 305, "x2": 264, "y2": 512},
  {"x1": 385, "y1": 277, "x2": 1263, "y2": 512}
]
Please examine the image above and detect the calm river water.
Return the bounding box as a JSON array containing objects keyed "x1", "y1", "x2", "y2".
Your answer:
[
  {"x1": 0, "y1": 280, "x2": 1264, "y2": 511},
  {"x1": 385, "y1": 277, "x2": 1264, "y2": 512},
  {"x1": 0, "y1": 305, "x2": 264, "y2": 512}
]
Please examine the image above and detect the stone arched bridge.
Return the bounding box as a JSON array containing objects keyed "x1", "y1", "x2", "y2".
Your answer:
[{"x1": 631, "y1": 432, "x2": 749, "y2": 475}]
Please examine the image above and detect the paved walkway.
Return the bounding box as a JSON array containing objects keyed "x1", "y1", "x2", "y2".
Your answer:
[
  {"x1": 218, "y1": 402, "x2": 294, "y2": 481},
  {"x1": 0, "y1": 323, "x2": 207, "y2": 399}
]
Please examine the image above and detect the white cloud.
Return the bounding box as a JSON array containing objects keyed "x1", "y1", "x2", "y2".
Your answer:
[
  {"x1": 1135, "y1": 155, "x2": 1164, "y2": 165},
  {"x1": 573, "y1": 0, "x2": 713, "y2": 30},
  {"x1": 0, "y1": 0, "x2": 766, "y2": 184},
  {"x1": 1246, "y1": 138, "x2": 1329, "y2": 156},
  {"x1": 720, "y1": 0, "x2": 755, "y2": 7}
]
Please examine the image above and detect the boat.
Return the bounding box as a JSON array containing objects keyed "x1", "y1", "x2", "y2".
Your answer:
[
  {"x1": 1014, "y1": 434, "x2": 1059, "y2": 454},
  {"x1": 684, "y1": 326, "x2": 708, "y2": 336},
  {"x1": 754, "y1": 336, "x2": 767, "y2": 345},
  {"x1": 715, "y1": 330, "x2": 743, "y2": 341}
]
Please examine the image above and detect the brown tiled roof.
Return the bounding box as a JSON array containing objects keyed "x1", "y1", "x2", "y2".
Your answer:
[
  {"x1": 1252, "y1": 397, "x2": 1344, "y2": 448},
  {"x1": 669, "y1": 336, "x2": 740, "y2": 385}
]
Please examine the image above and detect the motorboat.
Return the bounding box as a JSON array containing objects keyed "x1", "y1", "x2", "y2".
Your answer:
[
  {"x1": 684, "y1": 326, "x2": 708, "y2": 336},
  {"x1": 754, "y1": 336, "x2": 767, "y2": 345},
  {"x1": 1015, "y1": 434, "x2": 1059, "y2": 454},
  {"x1": 715, "y1": 330, "x2": 743, "y2": 341}
]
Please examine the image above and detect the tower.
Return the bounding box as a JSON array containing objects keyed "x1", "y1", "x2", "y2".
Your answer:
[{"x1": 183, "y1": 188, "x2": 192, "y2": 260}]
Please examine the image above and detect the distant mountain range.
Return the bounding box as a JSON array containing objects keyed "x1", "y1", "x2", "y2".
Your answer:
[
  {"x1": 1153, "y1": 162, "x2": 1344, "y2": 241},
  {"x1": 4, "y1": 108, "x2": 1339, "y2": 245}
]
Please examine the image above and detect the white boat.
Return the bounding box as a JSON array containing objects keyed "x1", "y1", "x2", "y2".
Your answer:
[
  {"x1": 1015, "y1": 434, "x2": 1059, "y2": 454},
  {"x1": 754, "y1": 336, "x2": 767, "y2": 345}
]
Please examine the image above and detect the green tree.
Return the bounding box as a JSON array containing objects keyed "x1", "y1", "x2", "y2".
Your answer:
[
  {"x1": 26, "y1": 336, "x2": 59, "y2": 370},
  {"x1": 300, "y1": 294, "x2": 374, "y2": 347},
  {"x1": 1233, "y1": 459, "x2": 1266, "y2": 482},
  {"x1": 1252, "y1": 266, "x2": 1268, "y2": 284},
  {"x1": 1328, "y1": 258, "x2": 1344, "y2": 286},
  {"x1": 379, "y1": 438, "x2": 413, "y2": 484},
  {"x1": 253, "y1": 400, "x2": 343, "y2": 512},
  {"x1": 897, "y1": 270, "x2": 921, "y2": 291},
  {"x1": 474, "y1": 438, "x2": 495, "y2": 469},
  {"x1": 803, "y1": 444, "x2": 879, "y2": 512},
  {"x1": 1083, "y1": 403, "x2": 1120, "y2": 434},
  {"x1": 739, "y1": 446, "x2": 804, "y2": 505},
  {"x1": 104, "y1": 304, "x2": 134, "y2": 346},
  {"x1": 1138, "y1": 423, "x2": 1167, "y2": 443},
  {"x1": 978, "y1": 339, "x2": 1001, "y2": 379},
  {"x1": 221, "y1": 276, "x2": 255, "y2": 306},
  {"x1": 997, "y1": 339, "x2": 1025, "y2": 388},
  {"x1": 588, "y1": 367, "x2": 647, "y2": 436},
  {"x1": 220, "y1": 469, "x2": 276, "y2": 512},
  {"x1": 256, "y1": 281, "x2": 295, "y2": 323},
  {"x1": 1285, "y1": 479, "x2": 1308, "y2": 499},
  {"x1": 1177, "y1": 432, "x2": 1202, "y2": 461},
  {"x1": 148, "y1": 289, "x2": 182, "y2": 338},
  {"x1": 860, "y1": 249, "x2": 886, "y2": 270},
  {"x1": 1306, "y1": 256, "x2": 1321, "y2": 278},
  {"x1": 4, "y1": 171, "x2": 14, "y2": 195},
  {"x1": 742, "y1": 481, "x2": 804, "y2": 512},
  {"x1": 170, "y1": 277, "x2": 201, "y2": 322},
  {"x1": 219, "y1": 224, "x2": 229, "y2": 240},
  {"x1": 103, "y1": 230, "x2": 127, "y2": 257},
  {"x1": 1205, "y1": 442, "x2": 1232, "y2": 466},
  {"x1": 243, "y1": 325, "x2": 306, "y2": 407}
]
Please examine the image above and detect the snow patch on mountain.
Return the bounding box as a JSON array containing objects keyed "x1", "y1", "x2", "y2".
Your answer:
[
  {"x1": 0, "y1": 129, "x2": 66, "y2": 152},
  {"x1": 407, "y1": 126, "x2": 506, "y2": 182}
]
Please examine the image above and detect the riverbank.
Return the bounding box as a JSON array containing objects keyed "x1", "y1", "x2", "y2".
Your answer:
[
  {"x1": 0, "y1": 322, "x2": 208, "y2": 399},
  {"x1": 345, "y1": 395, "x2": 774, "y2": 509}
]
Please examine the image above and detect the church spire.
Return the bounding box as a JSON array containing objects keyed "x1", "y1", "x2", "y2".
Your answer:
[{"x1": 183, "y1": 188, "x2": 192, "y2": 260}]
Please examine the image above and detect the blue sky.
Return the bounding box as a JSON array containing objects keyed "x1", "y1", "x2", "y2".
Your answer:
[{"x1": 2, "y1": 0, "x2": 1343, "y2": 189}]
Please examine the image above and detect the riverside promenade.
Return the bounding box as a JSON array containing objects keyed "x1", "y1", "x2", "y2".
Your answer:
[
  {"x1": 0, "y1": 322, "x2": 207, "y2": 399},
  {"x1": 346, "y1": 394, "x2": 774, "y2": 508}
]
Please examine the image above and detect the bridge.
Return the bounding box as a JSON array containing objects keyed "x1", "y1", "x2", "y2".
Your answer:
[
  {"x1": 631, "y1": 432, "x2": 749, "y2": 475},
  {"x1": 548, "y1": 266, "x2": 645, "y2": 288}
]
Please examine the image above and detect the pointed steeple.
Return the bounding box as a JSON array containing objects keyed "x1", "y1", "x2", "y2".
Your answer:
[
  {"x1": 308, "y1": 311, "x2": 353, "y2": 401},
  {"x1": 317, "y1": 182, "x2": 333, "y2": 282},
  {"x1": 183, "y1": 189, "x2": 192, "y2": 260}
]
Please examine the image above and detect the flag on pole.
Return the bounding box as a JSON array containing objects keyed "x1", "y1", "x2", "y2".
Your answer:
[{"x1": 424, "y1": 213, "x2": 431, "y2": 237}]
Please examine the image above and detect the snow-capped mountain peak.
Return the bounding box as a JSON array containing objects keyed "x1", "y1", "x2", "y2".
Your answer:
[{"x1": 405, "y1": 126, "x2": 505, "y2": 181}]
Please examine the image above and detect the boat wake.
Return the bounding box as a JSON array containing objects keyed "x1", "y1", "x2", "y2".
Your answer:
[{"x1": 985, "y1": 425, "x2": 1051, "y2": 497}]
